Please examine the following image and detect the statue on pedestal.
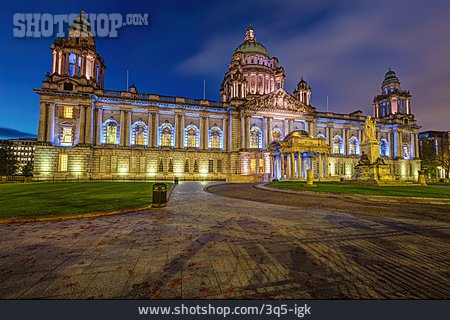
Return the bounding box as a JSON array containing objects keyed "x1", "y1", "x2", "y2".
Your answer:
[{"x1": 363, "y1": 116, "x2": 377, "y2": 143}]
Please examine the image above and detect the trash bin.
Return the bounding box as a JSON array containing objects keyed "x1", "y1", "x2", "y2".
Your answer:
[
  {"x1": 174, "y1": 177, "x2": 179, "y2": 185},
  {"x1": 152, "y1": 183, "x2": 168, "y2": 208}
]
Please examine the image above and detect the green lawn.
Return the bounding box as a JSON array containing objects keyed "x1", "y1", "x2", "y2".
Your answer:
[
  {"x1": 0, "y1": 182, "x2": 171, "y2": 218},
  {"x1": 268, "y1": 181, "x2": 450, "y2": 198}
]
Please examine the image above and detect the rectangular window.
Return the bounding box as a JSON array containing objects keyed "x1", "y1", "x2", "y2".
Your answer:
[
  {"x1": 184, "y1": 159, "x2": 190, "y2": 173},
  {"x1": 62, "y1": 127, "x2": 73, "y2": 144},
  {"x1": 158, "y1": 158, "x2": 164, "y2": 173},
  {"x1": 168, "y1": 159, "x2": 173, "y2": 173},
  {"x1": 208, "y1": 159, "x2": 214, "y2": 173},
  {"x1": 250, "y1": 159, "x2": 257, "y2": 174},
  {"x1": 63, "y1": 106, "x2": 73, "y2": 118},
  {"x1": 59, "y1": 154, "x2": 68, "y2": 172},
  {"x1": 217, "y1": 160, "x2": 223, "y2": 173}
]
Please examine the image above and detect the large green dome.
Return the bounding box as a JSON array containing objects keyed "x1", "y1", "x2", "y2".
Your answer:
[{"x1": 234, "y1": 26, "x2": 269, "y2": 58}]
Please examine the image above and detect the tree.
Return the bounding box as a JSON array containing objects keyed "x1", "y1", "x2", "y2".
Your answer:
[
  {"x1": 0, "y1": 144, "x2": 19, "y2": 176},
  {"x1": 21, "y1": 160, "x2": 34, "y2": 177},
  {"x1": 436, "y1": 136, "x2": 450, "y2": 179}
]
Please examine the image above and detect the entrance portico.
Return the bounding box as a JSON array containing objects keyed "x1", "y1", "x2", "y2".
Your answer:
[{"x1": 269, "y1": 130, "x2": 329, "y2": 181}]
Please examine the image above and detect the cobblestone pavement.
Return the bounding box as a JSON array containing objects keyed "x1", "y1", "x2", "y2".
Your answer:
[{"x1": 0, "y1": 182, "x2": 449, "y2": 299}]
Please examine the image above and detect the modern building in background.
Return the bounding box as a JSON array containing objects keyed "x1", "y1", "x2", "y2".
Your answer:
[
  {"x1": 419, "y1": 131, "x2": 449, "y2": 179},
  {"x1": 0, "y1": 138, "x2": 36, "y2": 173},
  {"x1": 33, "y1": 12, "x2": 421, "y2": 181}
]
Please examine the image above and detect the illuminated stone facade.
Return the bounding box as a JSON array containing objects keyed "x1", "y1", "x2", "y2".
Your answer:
[{"x1": 33, "y1": 13, "x2": 421, "y2": 181}]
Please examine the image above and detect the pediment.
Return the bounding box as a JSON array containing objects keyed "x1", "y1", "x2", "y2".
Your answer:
[{"x1": 243, "y1": 88, "x2": 315, "y2": 114}]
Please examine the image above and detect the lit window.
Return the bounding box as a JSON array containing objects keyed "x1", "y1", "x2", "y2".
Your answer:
[
  {"x1": 380, "y1": 139, "x2": 389, "y2": 157},
  {"x1": 348, "y1": 136, "x2": 359, "y2": 155},
  {"x1": 185, "y1": 125, "x2": 199, "y2": 148},
  {"x1": 62, "y1": 127, "x2": 73, "y2": 144},
  {"x1": 58, "y1": 154, "x2": 68, "y2": 172},
  {"x1": 333, "y1": 135, "x2": 343, "y2": 154},
  {"x1": 103, "y1": 119, "x2": 119, "y2": 144},
  {"x1": 403, "y1": 145, "x2": 410, "y2": 159},
  {"x1": 132, "y1": 121, "x2": 147, "y2": 146},
  {"x1": 68, "y1": 52, "x2": 76, "y2": 76},
  {"x1": 209, "y1": 126, "x2": 222, "y2": 149},
  {"x1": 159, "y1": 122, "x2": 174, "y2": 147},
  {"x1": 63, "y1": 106, "x2": 73, "y2": 118},
  {"x1": 250, "y1": 126, "x2": 262, "y2": 149}
]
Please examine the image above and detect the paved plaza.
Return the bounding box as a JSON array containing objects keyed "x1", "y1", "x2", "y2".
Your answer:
[{"x1": 0, "y1": 182, "x2": 449, "y2": 299}]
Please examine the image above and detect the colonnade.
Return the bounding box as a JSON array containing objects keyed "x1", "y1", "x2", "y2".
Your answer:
[{"x1": 270, "y1": 151, "x2": 328, "y2": 180}]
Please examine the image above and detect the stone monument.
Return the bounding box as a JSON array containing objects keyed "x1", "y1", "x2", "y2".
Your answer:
[{"x1": 352, "y1": 116, "x2": 394, "y2": 182}]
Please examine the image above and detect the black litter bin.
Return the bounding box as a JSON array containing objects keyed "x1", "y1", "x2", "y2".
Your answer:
[
  {"x1": 152, "y1": 183, "x2": 168, "y2": 207},
  {"x1": 174, "y1": 177, "x2": 179, "y2": 185}
]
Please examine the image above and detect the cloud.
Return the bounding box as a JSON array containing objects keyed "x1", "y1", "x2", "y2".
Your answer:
[{"x1": 176, "y1": 0, "x2": 450, "y2": 130}]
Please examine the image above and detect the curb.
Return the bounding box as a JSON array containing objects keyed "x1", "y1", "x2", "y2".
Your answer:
[
  {"x1": 0, "y1": 205, "x2": 153, "y2": 225},
  {"x1": 255, "y1": 184, "x2": 450, "y2": 205}
]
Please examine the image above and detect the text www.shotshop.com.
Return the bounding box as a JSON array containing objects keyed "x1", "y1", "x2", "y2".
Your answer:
[{"x1": 138, "y1": 303, "x2": 311, "y2": 318}]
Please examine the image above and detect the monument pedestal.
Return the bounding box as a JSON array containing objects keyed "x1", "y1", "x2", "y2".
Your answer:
[{"x1": 352, "y1": 139, "x2": 394, "y2": 183}]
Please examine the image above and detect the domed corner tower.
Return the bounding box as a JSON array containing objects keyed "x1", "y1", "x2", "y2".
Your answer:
[
  {"x1": 293, "y1": 77, "x2": 312, "y2": 106},
  {"x1": 373, "y1": 68, "x2": 412, "y2": 118},
  {"x1": 220, "y1": 25, "x2": 286, "y2": 102},
  {"x1": 45, "y1": 10, "x2": 106, "y2": 92}
]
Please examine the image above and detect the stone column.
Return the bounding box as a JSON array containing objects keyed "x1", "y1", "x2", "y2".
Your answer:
[
  {"x1": 46, "y1": 103, "x2": 55, "y2": 144},
  {"x1": 327, "y1": 127, "x2": 332, "y2": 146},
  {"x1": 222, "y1": 118, "x2": 226, "y2": 150},
  {"x1": 79, "y1": 105, "x2": 85, "y2": 145},
  {"x1": 199, "y1": 116, "x2": 204, "y2": 149},
  {"x1": 154, "y1": 113, "x2": 159, "y2": 147},
  {"x1": 146, "y1": 112, "x2": 152, "y2": 147},
  {"x1": 268, "y1": 117, "x2": 273, "y2": 145},
  {"x1": 296, "y1": 153, "x2": 301, "y2": 180},
  {"x1": 125, "y1": 111, "x2": 131, "y2": 146},
  {"x1": 280, "y1": 153, "x2": 285, "y2": 180},
  {"x1": 414, "y1": 133, "x2": 419, "y2": 159},
  {"x1": 290, "y1": 153, "x2": 296, "y2": 179},
  {"x1": 180, "y1": 115, "x2": 186, "y2": 148},
  {"x1": 38, "y1": 102, "x2": 47, "y2": 142},
  {"x1": 245, "y1": 116, "x2": 250, "y2": 149},
  {"x1": 324, "y1": 154, "x2": 328, "y2": 179},
  {"x1": 240, "y1": 113, "x2": 245, "y2": 149},
  {"x1": 119, "y1": 111, "x2": 125, "y2": 146},
  {"x1": 85, "y1": 105, "x2": 93, "y2": 145},
  {"x1": 263, "y1": 117, "x2": 268, "y2": 149},
  {"x1": 343, "y1": 128, "x2": 347, "y2": 155},
  {"x1": 205, "y1": 117, "x2": 209, "y2": 149},
  {"x1": 96, "y1": 108, "x2": 103, "y2": 145},
  {"x1": 318, "y1": 153, "x2": 323, "y2": 180}
]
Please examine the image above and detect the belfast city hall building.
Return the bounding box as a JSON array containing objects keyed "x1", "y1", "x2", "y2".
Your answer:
[{"x1": 33, "y1": 12, "x2": 421, "y2": 182}]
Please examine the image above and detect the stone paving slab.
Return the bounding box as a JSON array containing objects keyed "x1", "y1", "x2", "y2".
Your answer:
[{"x1": 0, "y1": 182, "x2": 449, "y2": 299}]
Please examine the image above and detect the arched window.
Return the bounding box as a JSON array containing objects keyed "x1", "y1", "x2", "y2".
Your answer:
[
  {"x1": 209, "y1": 126, "x2": 223, "y2": 149},
  {"x1": 403, "y1": 144, "x2": 410, "y2": 159},
  {"x1": 159, "y1": 122, "x2": 174, "y2": 147},
  {"x1": 68, "y1": 52, "x2": 76, "y2": 76},
  {"x1": 250, "y1": 126, "x2": 262, "y2": 149},
  {"x1": 103, "y1": 118, "x2": 119, "y2": 145},
  {"x1": 348, "y1": 136, "x2": 359, "y2": 155},
  {"x1": 272, "y1": 128, "x2": 283, "y2": 142},
  {"x1": 60, "y1": 122, "x2": 74, "y2": 146},
  {"x1": 185, "y1": 124, "x2": 199, "y2": 148},
  {"x1": 132, "y1": 120, "x2": 148, "y2": 146},
  {"x1": 332, "y1": 135, "x2": 343, "y2": 154},
  {"x1": 380, "y1": 139, "x2": 389, "y2": 157},
  {"x1": 317, "y1": 133, "x2": 325, "y2": 139}
]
